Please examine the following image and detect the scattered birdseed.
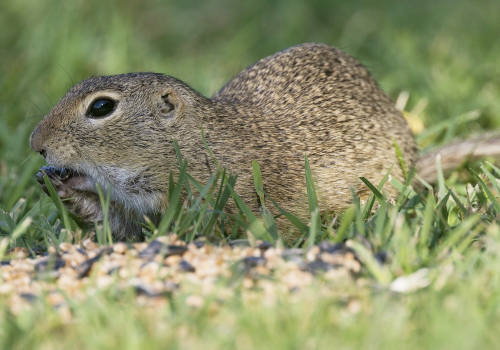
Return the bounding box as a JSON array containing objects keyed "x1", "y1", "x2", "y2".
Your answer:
[{"x1": 0, "y1": 236, "x2": 366, "y2": 318}]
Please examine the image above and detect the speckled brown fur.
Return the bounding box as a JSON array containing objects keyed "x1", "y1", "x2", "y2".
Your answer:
[{"x1": 30, "y1": 43, "x2": 419, "y2": 241}]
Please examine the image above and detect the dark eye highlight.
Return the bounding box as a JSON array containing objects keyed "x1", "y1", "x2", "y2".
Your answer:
[{"x1": 87, "y1": 99, "x2": 116, "y2": 118}]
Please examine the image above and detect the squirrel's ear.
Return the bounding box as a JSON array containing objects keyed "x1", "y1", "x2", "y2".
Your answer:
[
  {"x1": 159, "y1": 87, "x2": 185, "y2": 118},
  {"x1": 159, "y1": 93, "x2": 176, "y2": 118}
]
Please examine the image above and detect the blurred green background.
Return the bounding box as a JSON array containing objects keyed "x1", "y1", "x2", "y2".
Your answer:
[{"x1": 0, "y1": 0, "x2": 499, "y2": 210}]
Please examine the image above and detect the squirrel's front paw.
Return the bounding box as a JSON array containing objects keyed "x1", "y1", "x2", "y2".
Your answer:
[
  {"x1": 36, "y1": 166, "x2": 104, "y2": 225},
  {"x1": 36, "y1": 166, "x2": 78, "y2": 199}
]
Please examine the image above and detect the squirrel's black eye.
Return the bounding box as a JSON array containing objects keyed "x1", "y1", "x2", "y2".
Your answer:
[{"x1": 88, "y1": 99, "x2": 116, "y2": 118}]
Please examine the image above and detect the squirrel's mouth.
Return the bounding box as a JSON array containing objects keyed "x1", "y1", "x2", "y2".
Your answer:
[{"x1": 36, "y1": 166, "x2": 91, "y2": 198}]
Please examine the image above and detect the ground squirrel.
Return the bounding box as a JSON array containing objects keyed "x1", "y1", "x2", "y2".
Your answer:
[{"x1": 29, "y1": 43, "x2": 498, "y2": 241}]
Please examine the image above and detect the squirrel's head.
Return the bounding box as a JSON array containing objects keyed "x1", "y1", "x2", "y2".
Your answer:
[{"x1": 30, "y1": 73, "x2": 209, "y2": 215}]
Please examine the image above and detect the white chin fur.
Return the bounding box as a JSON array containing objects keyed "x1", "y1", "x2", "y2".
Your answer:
[{"x1": 82, "y1": 166, "x2": 162, "y2": 217}]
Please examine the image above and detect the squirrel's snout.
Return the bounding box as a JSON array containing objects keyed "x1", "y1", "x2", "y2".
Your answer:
[{"x1": 30, "y1": 125, "x2": 46, "y2": 157}]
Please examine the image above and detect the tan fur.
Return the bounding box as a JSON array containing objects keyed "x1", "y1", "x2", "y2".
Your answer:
[{"x1": 30, "y1": 43, "x2": 418, "y2": 241}]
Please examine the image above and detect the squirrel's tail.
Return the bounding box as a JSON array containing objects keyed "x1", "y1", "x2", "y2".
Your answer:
[{"x1": 416, "y1": 134, "x2": 500, "y2": 184}]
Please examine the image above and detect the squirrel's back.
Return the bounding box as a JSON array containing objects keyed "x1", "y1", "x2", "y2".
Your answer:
[{"x1": 205, "y1": 44, "x2": 417, "y2": 226}]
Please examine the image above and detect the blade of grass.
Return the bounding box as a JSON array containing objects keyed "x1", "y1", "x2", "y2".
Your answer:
[
  {"x1": 392, "y1": 137, "x2": 407, "y2": 180},
  {"x1": 362, "y1": 165, "x2": 393, "y2": 219},
  {"x1": 334, "y1": 205, "x2": 356, "y2": 243},
  {"x1": 418, "y1": 192, "x2": 436, "y2": 259},
  {"x1": 260, "y1": 208, "x2": 279, "y2": 242},
  {"x1": 436, "y1": 154, "x2": 446, "y2": 200},
  {"x1": 185, "y1": 172, "x2": 217, "y2": 208},
  {"x1": 480, "y1": 165, "x2": 500, "y2": 194},
  {"x1": 304, "y1": 155, "x2": 319, "y2": 213},
  {"x1": 360, "y1": 177, "x2": 385, "y2": 202},
  {"x1": 0, "y1": 238, "x2": 10, "y2": 262},
  {"x1": 186, "y1": 204, "x2": 209, "y2": 242},
  {"x1": 252, "y1": 161, "x2": 279, "y2": 241},
  {"x1": 230, "y1": 210, "x2": 244, "y2": 240},
  {"x1": 267, "y1": 196, "x2": 308, "y2": 234},
  {"x1": 305, "y1": 155, "x2": 321, "y2": 240},
  {"x1": 307, "y1": 207, "x2": 320, "y2": 248},
  {"x1": 252, "y1": 161, "x2": 265, "y2": 206},
  {"x1": 96, "y1": 183, "x2": 113, "y2": 245},
  {"x1": 173, "y1": 140, "x2": 193, "y2": 199},
  {"x1": 227, "y1": 184, "x2": 274, "y2": 243},
  {"x1": 486, "y1": 161, "x2": 500, "y2": 177},
  {"x1": 389, "y1": 178, "x2": 414, "y2": 197},
  {"x1": 0, "y1": 208, "x2": 16, "y2": 233},
  {"x1": 444, "y1": 224, "x2": 483, "y2": 265},
  {"x1": 157, "y1": 160, "x2": 189, "y2": 236},
  {"x1": 42, "y1": 174, "x2": 73, "y2": 232},
  {"x1": 11, "y1": 217, "x2": 32, "y2": 240},
  {"x1": 373, "y1": 200, "x2": 388, "y2": 239},
  {"x1": 433, "y1": 214, "x2": 481, "y2": 260},
  {"x1": 447, "y1": 188, "x2": 468, "y2": 218},
  {"x1": 203, "y1": 172, "x2": 237, "y2": 236},
  {"x1": 470, "y1": 168, "x2": 500, "y2": 214}
]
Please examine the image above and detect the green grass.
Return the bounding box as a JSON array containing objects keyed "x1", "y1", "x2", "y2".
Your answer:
[{"x1": 1, "y1": 0, "x2": 500, "y2": 348}]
